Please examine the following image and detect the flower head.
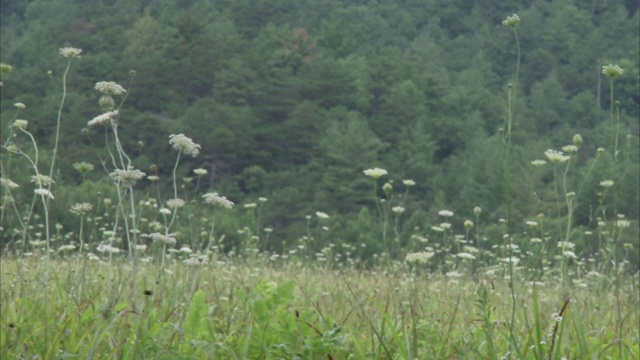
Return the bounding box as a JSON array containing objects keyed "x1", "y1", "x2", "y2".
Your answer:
[
  {"x1": 363, "y1": 168, "x2": 388, "y2": 179},
  {"x1": 70, "y1": 203, "x2": 93, "y2": 215},
  {"x1": 438, "y1": 210, "x2": 454, "y2": 217},
  {"x1": 59, "y1": 47, "x2": 82, "y2": 58},
  {"x1": 544, "y1": 149, "x2": 570, "y2": 164},
  {"x1": 405, "y1": 251, "x2": 435, "y2": 264},
  {"x1": 392, "y1": 206, "x2": 405, "y2": 214},
  {"x1": 110, "y1": 167, "x2": 146, "y2": 187},
  {"x1": 456, "y1": 252, "x2": 476, "y2": 260},
  {"x1": 146, "y1": 232, "x2": 177, "y2": 245},
  {"x1": 502, "y1": 14, "x2": 520, "y2": 27},
  {"x1": 316, "y1": 211, "x2": 330, "y2": 219},
  {"x1": 11, "y1": 120, "x2": 28, "y2": 130},
  {"x1": 402, "y1": 179, "x2": 416, "y2": 186},
  {"x1": 31, "y1": 174, "x2": 54, "y2": 186},
  {"x1": 1, "y1": 178, "x2": 19, "y2": 189},
  {"x1": 167, "y1": 198, "x2": 185, "y2": 209},
  {"x1": 602, "y1": 64, "x2": 624, "y2": 78},
  {"x1": 88, "y1": 110, "x2": 119, "y2": 127},
  {"x1": 34, "y1": 188, "x2": 54, "y2": 199},
  {"x1": 169, "y1": 134, "x2": 200, "y2": 157},
  {"x1": 14, "y1": 103, "x2": 25, "y2": 109},
  {"x1": 95, "y1": 81, "x2": 126, "y2": 95},
  {"x1": 202, "y1": 192, "x2": 234, "y2": 209},
  {"x1": 73, "y1": 162, "x2": 94, "y2": 173},
  {"x1": 464, "y1": 220, "x2": 474, "y2": 228},
  {"x1": 600, "y1": 180, "x2": 614, "y2": 188},
  {"x1": 193, "y1": 168, "x2": 207, "y2": 176},
  {"x1": 531, "y1": 159, "x2": 547, "y2": 166}
]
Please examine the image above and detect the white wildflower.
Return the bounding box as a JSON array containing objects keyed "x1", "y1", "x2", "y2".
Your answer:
[
  {"x1": 402, "y1": 179, "x2": 416, "y2": 186},
  {"x1": 405, "y1": 251, "x2": 435, "y2": 264},
  {"x1": 95, "y1": 81, "x2": 126, "y2": 95},
  {"x1": 392, "y1": 206, "x2": 405, "y2": 214},
  {"x1": 438, "y1": 210, "x2": 454, "y2": 217},
  {"x1": 88, "y1": 110, "x2": 119, "y2": 127},
  {"x1": 34, "y1": 188, "x2": 54, "y2": 199},
  {"x1": 531, "y1": 160, "x2": 547, "y2": 166},
  {"x1": 169, "y1": 134, "x2": 200, "y2": 157},
  {"x1": 1, "y1": 178, "x2": 19, "y2": 189},
  {"x1": 193, "y1": 168, "x2": 207, "y2": 176},
  {"x1": 544, "y1": 149, "x2": 570, "y2": 164},
  {"x1": 166, "y1": 198, "x2": 185, "y2": 209},
  {"x1": 363, "y1": 168, "x2": 388, "y2": 178},
  {"x1": 600, "y1": 180, "x2": 614, "y2": 188},
  {"x1": 70, "y1": 203, "x2": 93, "y2": 215},
  {"x1": 316, "y1": 211, "x2": 329, "y2": 219},
  {"x1": 110, "y1": 167, "x2": 146, "y2": 187},
  {"x1": 456, "y1": 252, "x2": 476, "y2": 260},
  {"x1": 59, "y1": 47, "x2": 82, "y2": 58},
  {"x1": 202, "y1": 192, "x2": 234, "y2": 209}
]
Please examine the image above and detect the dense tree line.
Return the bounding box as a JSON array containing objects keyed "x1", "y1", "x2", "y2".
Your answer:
[{"x1": 1, "y1": 0, "x2": 638, "y2": 261}]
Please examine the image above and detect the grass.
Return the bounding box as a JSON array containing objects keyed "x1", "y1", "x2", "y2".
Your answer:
[{"x1": 1, "y1": 255, "x2": 638, "y2": 359}]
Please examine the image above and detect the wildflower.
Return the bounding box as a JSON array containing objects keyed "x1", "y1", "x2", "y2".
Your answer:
[
  {"x1": 147, "y1": 175, "x2": 159, "y2": 182},
  {"x1": 392, "y1": 206, "x2": 405, "y2": 214},
  {"x1": 147, "y1": 233, "x2": 177, "y2": 245},
  {"x1": 382, "y1": 182, "x2": 393, "y2": 195},
  {"x1": 166, "y1": 198, "x2": 185, "y2": 209},
  {"x1": 179, "y1": 246, "x2": 192, "y2": 253},
  {"x1": 501, "y1": 257, "x2": 520, "y2": 266},
  {"x1": 600, "y1": 180, "x2": 614, "y2": 188},
  {"x1": 193, "y1": 168, "x2": 207, "y2": 176},
  {"x1": 473, "y1": 206, "x2": 482, "y2": 216},
  {"x1": 88, "y1": 110, "x2": 119, "y2": 127},
  {"x1": 95, "y1": 81, "x2": 126, "y2": 96},
  {"x1": 0, "y1": 63, "x2": 12, "y2": 73},
  {"x1": 557, "y1": 241, "x2": 575, "y2": 249},
  {"x1": 402, "y1": 179, "x2": 415, "y2": 186},
  {"x1": 456, "y1": 252, "x2": 476, "y2": 260},
  {"x1": 464, "y1": 220, "x2": 473, "y2": 228},
  {"x1": 502, "y1": 14, "x2": 520, "y2": 27},
  {"x1": 159, "y1": 208, "x2": 171, "y2": 215},
  {"x1": 439, "y1": 210, "x2": 454, "y2": 217},
  {"x1": 202, "y1": 192, "x2": 234, "y2": 209},
  {"x1": 59, "y1": 47, "x2": 82, "y2": 58},
  {"x1": 616, "y1": 220, "x2": 630, "y2": 228},
  {"x1": 602, "y1": 64, "x2": 624, "y2": 78},
  {"x1": 446, "y1": 271, "x2": 462, "y2": 278},
  {"x1": 531, "y1": 159, "x2": 547, "y2": 166},
  {"x1": 544, "y1": 149, "x2": 570, "y2": 164},
  {"x1": 0, "y1": 178, "x2": 19, "y2": 189},
  {"x1": 316, "y1": 211, "x2": 330, "y2": 219},
  {"x1": 136, "y1": 244, "x2": 148, "y2": 251},
  {"x1": 14, "y1": 103, "x2": 25, "y2": 109},
  {"x1": 258, "y1": 197, "x2": 268, "y2": 202},
  {"x1": 264, "y1": 228, "x2": 273, "y2": 233},
  {"x1": 9, "y1": 119, "x2": 29, "y2": 131},
  {"x1": 440, "y1": 222, "x2": 451, "y2": 229},
  {"x1": 169, "y1": 134, "x2": 200, "y2": 157},
  {"x1": 183, "y1": 255, "x2": 209, "y2": 266},
  {"x1": 244, "y1": 203, "x2": 257, "y2": 209},
  {"x1": 73, "y1": 162, "x2": 94, "y2": 173},
  {"x1": 34, "y1": 188, "x2": 54, "y2": 199},
  {"x1": 363, "y1": 168, "x2": 388, "y2": 178},
  {"x1": 70, "y1": 203, "x2": 93, "y2": 215},
  {"x1": 431, "y1": 226, "x2": 444, "y2": 232},
  {"x1": 562, "y1": 145, "x2": 578, "y2": 153},
  {"x1": 526, "y1": 221, "x2": 538, "y2": 226},
  {"x1": 573, "y1": 134, "x2": 583, "y2": 147},
  {"x1": 563, "y1": 251, "x2": 577, "y2": 259},
  {"x1": 58, "y1": 244, "x2": 76, "y2": 252},
  {"x1": 110, "y1": 167, "x2": 146, "y2": 187},
  {"x1": 597, "y1": 147, "x2": 605, "y2": 155},
  {"x1": 31, "y1": 174, "x2": 54, "y2": 186},
  {"x1": 405, "y1": 251, "x2": 435, "y2": 264},
  {"x1": 96, "y1": 244, "x2": 120, "y2": 254}
]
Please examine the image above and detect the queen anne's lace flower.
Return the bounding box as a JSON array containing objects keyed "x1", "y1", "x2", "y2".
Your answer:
[
  {"x1": 34, "y1": 188, "x2": 54, "y2": 199},
  {"x1": 544, "y1": 149, "x2": 570, "y2": 164},
  {"x1": 1, "y1": 178, "x2": 19, "y2": 189},
  {"x1": 405, "y1": 251, "x2": 435, "y2": 264},
  {"x1": 602, "y1": 64, "x2": 624, "y2": 78},
  {"x1": 59, "y1": 47, "x2": 82, "y2": 58},
  {"x1": 110, "y1": 167, "x2": 146, "y2": 187},
  {"x1": 70, "y1": 203, "x2": 93, "y2": 215},
  {"x1": 202, "y1": 192, "x2": 234, "y2": 208},
  {"x1": 95, "y1": 81, "x2": 126, "y2": 95},
  {"x1": 363, "y1": 168, "x2": 388, "y2": 178},
  {"x1": 88, "y1": 110, "x2": 119, "y2": 127},
  {"x1": 169, "y1": 134, "x2": 200, "y2": 157},
  {"x1": 502, "y1": 14, "x2": 520, "y2": 27}
]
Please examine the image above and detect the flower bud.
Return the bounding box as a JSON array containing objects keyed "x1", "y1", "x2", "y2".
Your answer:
[
  {"x1": 573, "y1": 134, "x2": 583, "y2": 147},
  {"x1": 382, "y1": 182, "x2": 393, "y2": 195},
  {"x1": 99, "y1": 95, "x2": 115, "y2": 111}
]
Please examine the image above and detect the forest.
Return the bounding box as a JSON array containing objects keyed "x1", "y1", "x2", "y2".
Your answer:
[{"x1": 1, "y1": 0, "x2": 638, "y2": 265}]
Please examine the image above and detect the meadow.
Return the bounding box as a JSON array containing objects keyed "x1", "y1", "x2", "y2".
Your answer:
[{"x1": 1, "y1": 12, "x2": 639, "y2": 359}]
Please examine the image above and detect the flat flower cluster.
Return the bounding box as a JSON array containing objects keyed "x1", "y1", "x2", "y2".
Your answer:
[
  {"x1": 59, "y1": 47, "x2": 82, "y2": 58},
  {"x1": 95, "y1": 81, "x2": 126, "y2": 96},
  {"x1": 502, "y1": 14, "x2": 520, "y2": 27},
  {"x1": 169, "y1": 134, "x2": 201, "y2": 157},
  {"x1": 602, "y1": 64, "x2": 624, "y2": 78},
  {"x1": 110, "y1": 167, "x2": 146, "y2": 187},
  {"x1": 88, "y1": 110, "x2": 118, "y2": 127},
  {"x1": 203, "y1": 192, "x2": 234, "y2": 208}
]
